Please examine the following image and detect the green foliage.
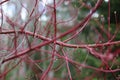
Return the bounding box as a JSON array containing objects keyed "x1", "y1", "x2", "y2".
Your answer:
[
  {"x1": 72, "y1": 49, "x2": 102, "y2": 79},
  {"x1": 25, "y1": 72, "x2": 37, "y2": 80},
  {"x1": 1, "y1": 0, "x2": 120, "y2": 79},
  {"x1": 98, "y1": 0, "x2": 120, "y2": 23},
  {"x1": 71, "y1": 0, "x2": 81, "y2": 8}
]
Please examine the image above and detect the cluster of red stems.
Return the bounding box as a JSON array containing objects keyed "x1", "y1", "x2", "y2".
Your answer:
[{"x1": 0, "y1": 0, "x2": 120, "y2": 80}]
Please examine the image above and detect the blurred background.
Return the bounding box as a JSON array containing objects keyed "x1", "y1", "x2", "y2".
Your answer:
[{"x1": 0, "y1": 0, "x2": 120, "y2": 80}]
